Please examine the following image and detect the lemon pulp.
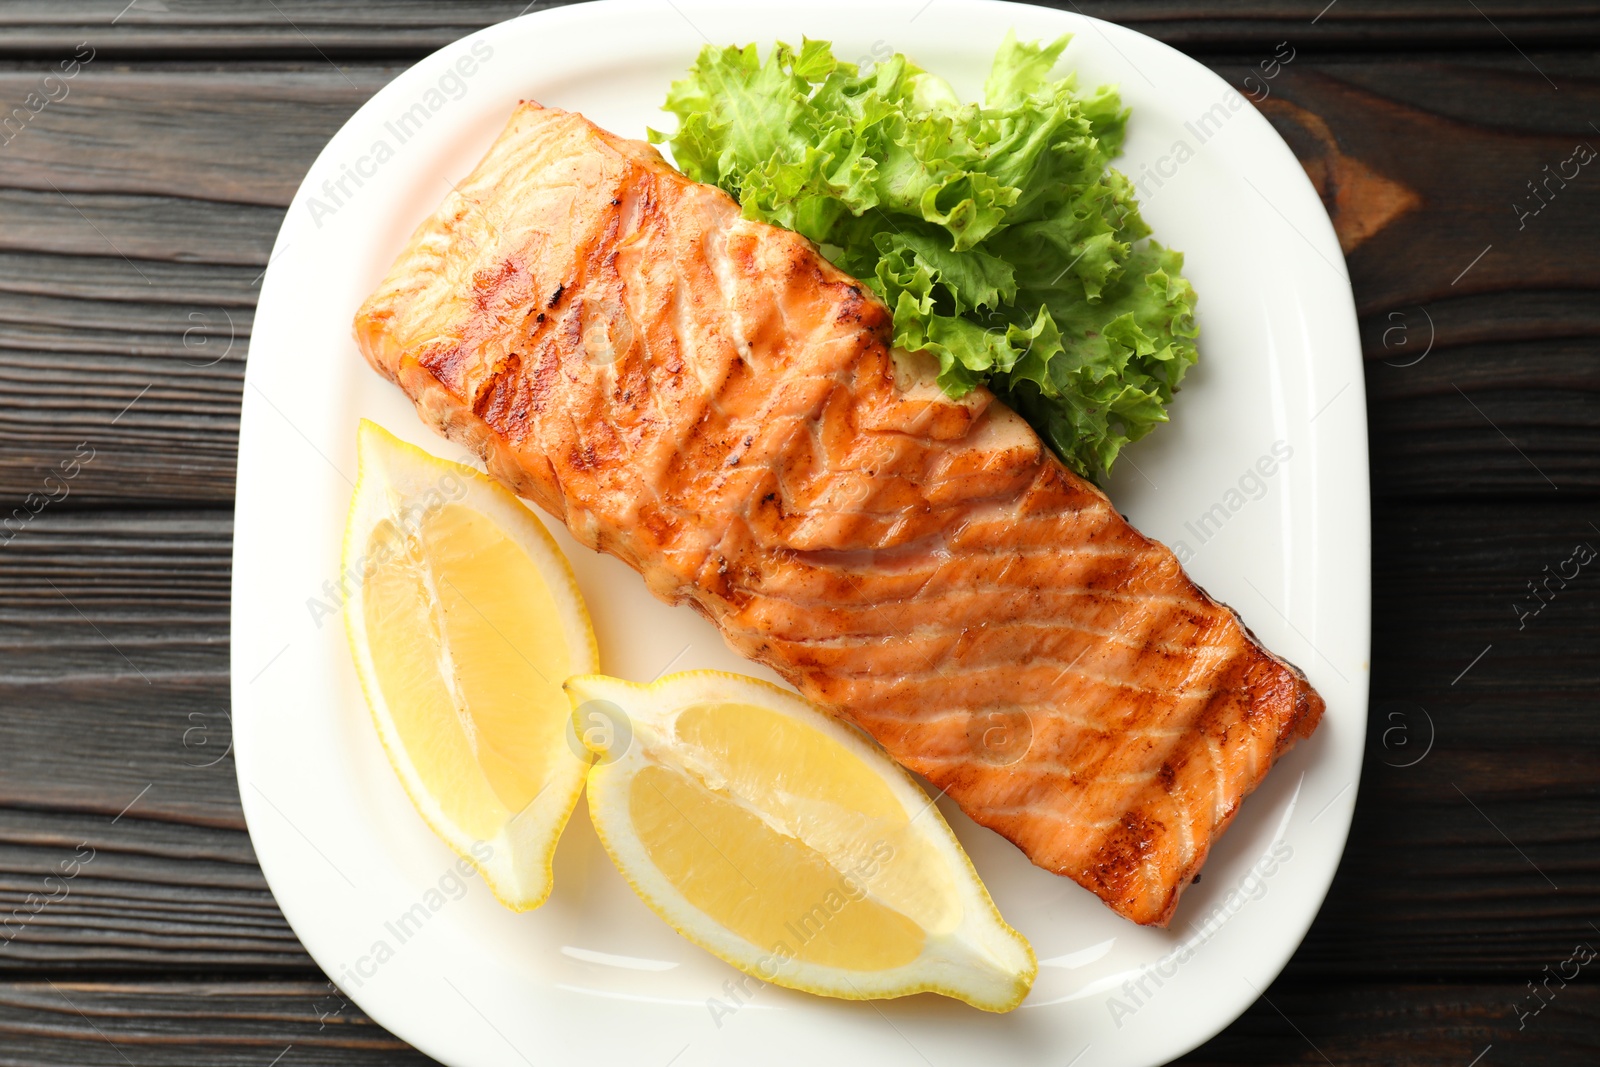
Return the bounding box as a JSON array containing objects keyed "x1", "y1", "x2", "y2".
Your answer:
[
  {"x1": 364, "y1": 504, "x2": 575, "y2": 840},
  {"x1": 570, "y1": 672, "x2": 1036, "y2": 1010},
  {"x1": 344, "y1": 420, "x2": 597, "y2": 910},
  {"x1": 669, "y1": 702, "x2": 961, "y2": 935}
]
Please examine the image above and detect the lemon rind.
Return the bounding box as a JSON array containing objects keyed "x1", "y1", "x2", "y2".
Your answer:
[
  {"x1": 344, "y1": 420, "x2": 597, "y2": 912},
  {"x1": 568, "y1": 670, "x2": 1037, "y2": 1011}
]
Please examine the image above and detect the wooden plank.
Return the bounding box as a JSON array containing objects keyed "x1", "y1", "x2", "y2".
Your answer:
[
  {"x1": 0, "y1": 226, "x2": 255, "y2": 505},
  {"x1": 0, "y1": 978, "x2": 1591, "y2": 1066},
  {"x1": 1359, "y1": 289, "x2": 1600, "y2": 359},
  {"x1": 1179, "y1": 977, "x2": 1599, "y2": 1066},
  {"x1": 0, "y1": 190, "x2": 280, "y2": 265},
  {"x1": 0, "y1": 982, "x2": 428, "y2": 1066},
  {"x1": 1365, "y1": 336, "x2": 1599, "y2": 497},
  {"x1": 1276, "y1": 496, "x2": 1599, "y2": 974},
  {"x1": 1215, "y1": 61, "x2": 1600, "y2": 314},
  {"x1": 0, "y1": 674, "x2": 235, "y2": 824},
  {"x1": 0, "y1": 511, "x2": 234, "y2": 830},
  {"x1": 0, "y1": 346, "x2": 244, "y2": 507},
  {"x1": 1216, "y1": 57, "x2": 1600, "y2": 498},
  {"x1": 0, "y1": 509, "x2": 300, "y2": 974},
  {"x1": 1303, "y1": 748, "x2": 1599, "y2": 975},
  {"x1": 0, "y1": 808, "x2": 303, "y2": 973},
  {"x1": 0, "y1": 1, "x2": 1598, "y2": 55},
  {"x1": 0, "y1": 70, "x2": 385, "y2": 205},
  {"x1": 0, "y1": 510, "x2": 294, "y2": 974},
  {"x1": 1369, "y1": 499, "x2": 1600, "y2": 692},
  {"x1": 0, "y1": 511, "x2": 229, "y2": 624}
]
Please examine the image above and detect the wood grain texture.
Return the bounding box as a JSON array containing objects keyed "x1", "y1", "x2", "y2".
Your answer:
[
  {"x1": 0, "y1": 1, "x2": 1598, "y2": 55},
  {"x1": 1181, "y1": 977, "x2": 1600, "y2": 1066},
  {"x1": 0, "y1": 0, "x2": 1596, "y2": 1062},
  {"x1": 0, "y1": 979, "x2": 1593, "y2": 1066},
  {"x1": 0, "y1": 70, "x2": 386, "y2": 204},
  {"x1": 0, "y1": 189, "x2": 271, "y2": 505},
  {"x1": 1228, "y1": 58, "x2": 1600, "y2": 311},
  {"x1": 0, "y1": 808, "x2": 300, "y2": 974},
  {"x1": 0, "y1": 982, "x2": 427, "y2": 1066}
]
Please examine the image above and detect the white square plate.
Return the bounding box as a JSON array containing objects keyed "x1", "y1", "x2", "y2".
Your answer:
[{"x1": 231, "y1": 3, "x2": 1370, "y2": 1065}]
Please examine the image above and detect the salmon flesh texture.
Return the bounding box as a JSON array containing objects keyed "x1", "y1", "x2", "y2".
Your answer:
[{"x1": 353, "y1": 103, "x2": 1325, "y2": 927}]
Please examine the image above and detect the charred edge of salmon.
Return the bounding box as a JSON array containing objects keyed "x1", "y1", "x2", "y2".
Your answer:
[
  {"x1": 1205, "y1": 587, "x2": 1328, "y2": 753},
  {"x1": 953, "y1": 538, "x2": 1322, "y2": 928},
  {"x1": 1048, "y1": 520, "x2": 1326, "y2": 926},
  {"x1": 1073, "y1": 674, "x2": 1320, "y2": 926}
]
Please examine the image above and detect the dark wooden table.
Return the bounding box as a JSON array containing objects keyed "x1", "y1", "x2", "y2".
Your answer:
[{"x1": 2, "y1": 2, "x2": 1596, "y2": 1064}]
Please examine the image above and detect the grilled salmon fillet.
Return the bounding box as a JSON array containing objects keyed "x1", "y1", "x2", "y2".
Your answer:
[{"x1": 354, "y1": 103, "x2": 1324, "y2": 927}]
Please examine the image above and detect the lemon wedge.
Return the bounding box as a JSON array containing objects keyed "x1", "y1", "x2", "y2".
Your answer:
[
  {"x1": 344, "y1": 420, "x2": 597, "y2": 910},
  {"x1": 565, "y1": 671, "x2": 1036, "y2": 1010}
]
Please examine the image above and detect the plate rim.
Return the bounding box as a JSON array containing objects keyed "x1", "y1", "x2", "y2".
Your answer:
[{"x1": 230, "y1": 3, "x2": 1371, "y2": 1065}]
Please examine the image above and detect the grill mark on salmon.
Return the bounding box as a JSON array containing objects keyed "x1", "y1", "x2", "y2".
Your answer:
[{"x1": 354, "y1": 103, "x2": 1325, "y2": 927}]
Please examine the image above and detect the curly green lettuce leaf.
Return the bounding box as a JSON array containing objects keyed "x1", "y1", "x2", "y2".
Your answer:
[{"x1": 651, "y1": 33, "x2": 1199, "y2": 480}]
